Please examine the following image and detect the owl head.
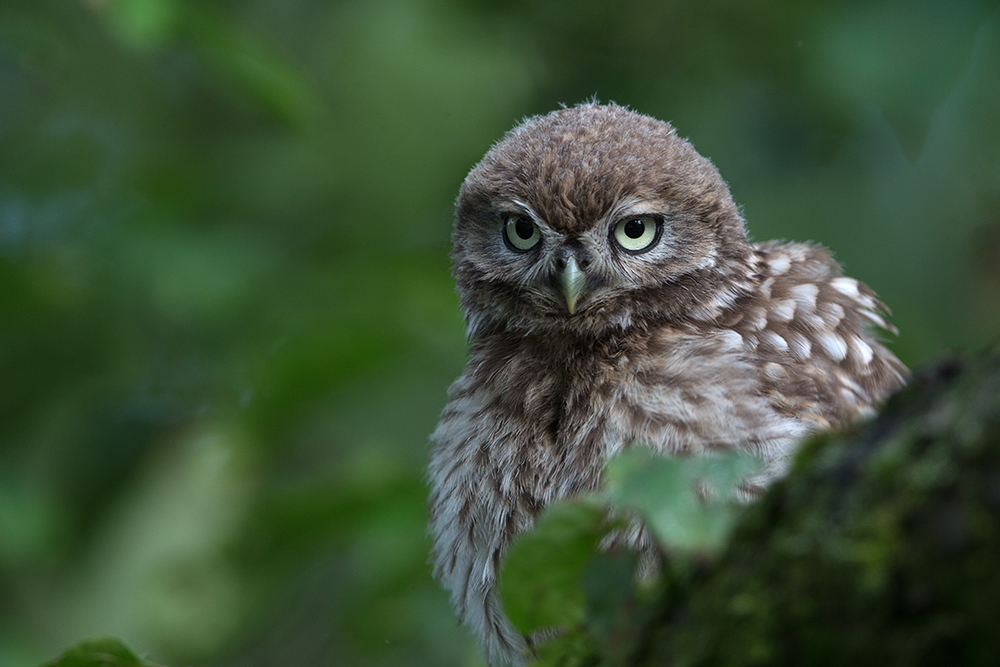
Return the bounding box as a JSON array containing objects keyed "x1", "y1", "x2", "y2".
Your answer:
[{"x1": 452, "y1": 103, "x2": 755, "y2": 339}]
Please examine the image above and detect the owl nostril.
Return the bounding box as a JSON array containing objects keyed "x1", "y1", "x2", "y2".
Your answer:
[
  {"x1": 555, "y1": 243, "x2": 586, "y2": 270},
  {"x1": 549, "y1": 246, "x2": 603, "y2": 299}
]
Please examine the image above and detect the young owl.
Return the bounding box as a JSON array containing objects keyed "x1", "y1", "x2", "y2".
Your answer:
[{"x1": 428, "y1": 103, "x2": 907, "y2": 665}]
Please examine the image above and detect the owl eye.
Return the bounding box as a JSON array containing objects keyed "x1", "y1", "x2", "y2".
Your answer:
[
  {"x1": 504, "y1": 214, "x2": 541, "y2": 251},
  {"x1": 612, "y1": 216, "x2": 659, "y2": 253}
]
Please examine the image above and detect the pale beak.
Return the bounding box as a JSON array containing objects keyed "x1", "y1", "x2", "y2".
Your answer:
[{"x1": 559, "y1": 256, "x2": 586, "y2": 315}]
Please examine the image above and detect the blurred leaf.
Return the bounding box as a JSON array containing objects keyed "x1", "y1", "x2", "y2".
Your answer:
[
  {"x1": 181, "y1": 8, "x2": 315, "y2": 127},
  {"x1": 38, "y1": 637, "x2": 158, "y2": 667},
  {"x1": 604, "y1": 448, "x2": 762, "y2": 555},
  {"x1": 579, "y1": 553, "x2": 647, "y2": 665},
  {"x1": 500, "y1": 500, "x2": 606, "y2": 635},
  {"x1": 96, "y1": 0, "x2": 314, "y2": 125},
  {"x1": 103, "y1": 0, "x2": 180, "y2": 49},
  {"x1": 0, "y1": 472, "x2": 63, "y2": 567},
  {"x1": 43, "y1": 427, "x2": 258, "y2": 662},
  {"x1": 810, "y1": 0, "x2": 990, "y2": 160}
]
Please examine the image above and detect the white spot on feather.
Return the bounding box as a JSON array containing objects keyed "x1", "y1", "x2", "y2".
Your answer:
[
  {"x1": 820, "y1": 302, "x2": 845, "y2": 327},
  {"x1": 798, "y1": 313, "x2": 825, "y2": 330},
  {"x1": 817, "y1": 331, "x2": 848, "y2": 361},
  {"x1": 691, "y1": 289, "x2": 738, "y2": 321},
  {"x1": 850, "y1": 336, "x2": 874, "y2": 366},
  {"x1": 762, "y1": 331, "x2": 788, "y2": 351},
  {"x1": 769, "y1": 299, "x2": 796, "y2": 322},
  {"x1": 768, "y1": 253, "x2": 791, "y2": 275},
  {"x1": 717, "y1": 329, "x2": 743, "y2": 351},
  {"x1": 759, "y1": 277, "x2": 775, "y2": 299},
  {"x1": 789, "y1": 283, "x2": 818, "y2": 311},
  {"x1": 763, "y1": 362, "x2": 785, "y2": 379},
  {"x1": 829, "y1": 277, "x2": 859, "y2": 299},
  {"x1": 787, "y1": 333, "x2": 812, "y2": 360},
  {"x1": 839, "y1": 387, "x2": 859, "y2": 404},
  {"x1": 707, "y1": 289, "x2": 737, "y2": 312},
  {"x1": 746, "y1": 307, "x2": 768, "y2": 331}
]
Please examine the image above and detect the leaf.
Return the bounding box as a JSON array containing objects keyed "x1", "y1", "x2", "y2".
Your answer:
[
  {"x1": 604, "y1": 448, "x2": 762, "y2": 554},
  {"x1": 103, "y1": 0, "x2": 180, "y2": 49},
  {"x1": 500, "y1": 500, "x2": 607, "y2": 635},
  {"x1": 581, "y1": 552, "x2": 647, "y2": 663},
  {"x1": 94, "y1": 0, "x2": 315, "y2": 126},
  {"x1": 37, "y1": 637, "x2": 160, "y2": 667},
  {"x1": 182, "y1": 10, "x2": 316, "y2": 127}
]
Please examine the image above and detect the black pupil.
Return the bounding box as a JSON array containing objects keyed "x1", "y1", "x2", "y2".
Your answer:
[
  {"x1": 515, "y1": 218, "x2": 534, "y2": 240},
  {"x1": 624, "y1": 219, "x2": 645, "y2": 239}
]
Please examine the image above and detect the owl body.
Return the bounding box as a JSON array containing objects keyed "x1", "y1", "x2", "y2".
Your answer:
[{"x1": 428, "y1": 104, "x2": 906, "y2": 665}]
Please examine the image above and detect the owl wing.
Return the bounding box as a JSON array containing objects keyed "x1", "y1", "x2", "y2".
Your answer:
[{"x1": 734, "y1": 241, "x2": 908, "y2": 429}]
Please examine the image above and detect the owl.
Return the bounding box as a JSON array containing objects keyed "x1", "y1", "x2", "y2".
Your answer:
[{"x1": 428, "y1": 103, "x2": 907, "y2": 665}]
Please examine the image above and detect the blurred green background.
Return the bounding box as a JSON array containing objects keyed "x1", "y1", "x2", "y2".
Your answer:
[{"x1": 1, "y1": 0, "x2": 998, "y2": 665}]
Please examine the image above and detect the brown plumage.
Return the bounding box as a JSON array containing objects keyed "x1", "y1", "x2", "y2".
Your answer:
[{"x1": 428, "y1": 103, "x2": 907, "y2": 665}]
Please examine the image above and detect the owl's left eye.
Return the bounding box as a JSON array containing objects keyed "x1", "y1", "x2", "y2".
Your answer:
[
  {"x1": 504, "y1": 215, "x2": 541, "y2": 251},
  {"x1": 612, "y1": 216, "x2": 659, "y2": 253}
]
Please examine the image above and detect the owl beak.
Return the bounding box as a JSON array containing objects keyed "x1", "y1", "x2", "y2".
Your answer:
[{"x1": 560, "y1": 256, "x2": 587, "y2": 315}]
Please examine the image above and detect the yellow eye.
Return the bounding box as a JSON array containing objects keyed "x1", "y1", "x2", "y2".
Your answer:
[
  {"x1": 612, "y1": 216, "x2": 659, "y2": 253},
  {"x1": 504, "y1": 215, "x2": 541, "y2": 251}
]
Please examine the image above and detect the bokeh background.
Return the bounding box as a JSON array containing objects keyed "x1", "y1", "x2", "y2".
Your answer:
[{"x1": 1, "y1": 0, "x2": 999, "y2": 665}]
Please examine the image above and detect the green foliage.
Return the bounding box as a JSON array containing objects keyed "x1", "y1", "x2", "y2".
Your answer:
[
  {"x1": 502, "y1": 513, "x2": 652, "y2": 667},
  {"x1": 501, "y1": 449, "x2": 760, "y2": 663},
  {"x1": 102, "y1": 0, "x2": 315, "y2": 125},
  {"x1": 39, "y1": 637, "x2": 153, "y2": 667},
  {"x1": 604, "y1": 449, "x2": 762, "y2": 554},
  {"x1": 502, "y1": 500, "x2": 607, "y2": 634}
]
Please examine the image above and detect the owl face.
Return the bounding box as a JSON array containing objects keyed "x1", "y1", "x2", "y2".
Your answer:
[{"x1": 452, "y1": 104, "x2": 754, "y2": 338}]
